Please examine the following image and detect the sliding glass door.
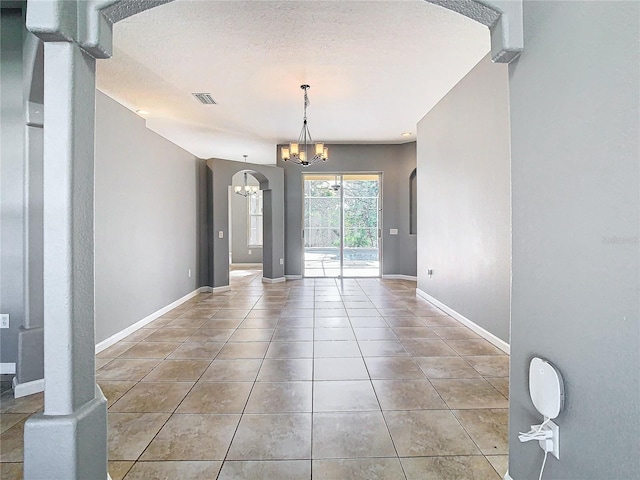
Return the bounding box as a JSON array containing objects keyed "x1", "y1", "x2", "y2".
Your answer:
[{"x1": 303, "y1": 174, "x2": 381, "y2": 277}]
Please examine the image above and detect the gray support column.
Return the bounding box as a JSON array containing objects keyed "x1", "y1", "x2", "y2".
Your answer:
[
  {"x1": 23, "y1": 39, "x2": 107, "y2": 480},
  {"x1": 22, "y1": 0, "x2": 114, "y2": 476}
]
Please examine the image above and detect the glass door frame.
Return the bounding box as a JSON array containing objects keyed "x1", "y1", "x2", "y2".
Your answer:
[{"x1": 301, "y1": 172, "x2": 383, "y2": 278}]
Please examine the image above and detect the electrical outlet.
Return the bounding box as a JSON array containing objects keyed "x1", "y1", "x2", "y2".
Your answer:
[
  {"x1": 427, "y1": 269, "x2": 433, "y2": 278},
  {"x1": 534, "y1": 420, "x2": 560, "y2": 459},
  {"x1": 218, "y1": 231, "x2": 224, "y2": 239},
  {"x1": 188, "y1": 269, "x2": 192, "y2": 278},
  {"x1": 280, "y1": 258, "x2": 284, "y2": 265},
  {"x1": 0, "y1": 314, "x2": 9, "y2": 329},
  {"x1": 248, "y1": 250, "x2": 252, "y2": 255}
]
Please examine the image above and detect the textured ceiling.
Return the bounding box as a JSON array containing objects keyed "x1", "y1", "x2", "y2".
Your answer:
[{"x1": 97, "y1": 0, "x2": 490, "y2": 164}]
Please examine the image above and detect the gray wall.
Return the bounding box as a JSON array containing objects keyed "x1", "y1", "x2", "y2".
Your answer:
[
  {"x1": 508, "y1": 2, "x2": 639, "y2": 478},
  {"x1": 416, "y1": 54, "x2": 511, "y2": 343},
  {"x1": 230, "y1": 172, "x2": 263, "y2": 264},
  {"x1": 205, "y1": 158, "x2": 284, "y2": 287},
  {"x1": 0, "y1": 8, "x2": 25, "y2": 367},
  {"x1": 277, "y1": 143, "x2": 417, "y2": 278},
  {"x1": 95, "y1": 91, "x2": 199, "y2": 343}
]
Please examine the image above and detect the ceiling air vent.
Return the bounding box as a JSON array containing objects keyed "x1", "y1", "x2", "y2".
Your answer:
[{"x1": 192, "y1": 93, "x2": 217, "y2": 105}]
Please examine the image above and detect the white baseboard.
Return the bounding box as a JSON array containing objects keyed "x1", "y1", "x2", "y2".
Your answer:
[
  {"x1": 285, "y1": 275, "x2": 302, "y2": 280},
  {"x1": 504, "y1": 472, "x2": 513, "y2": 480},
  {"x1": 230, "y1": 263, "x2": 263, "y2": 268},
  {"x1": 13, "y1": 377, "x2": 44, "y2": 398},
  {"x1": 382, "y1": 274, "x2": 418, "y2": 281},
  {"x1": 95, "y1": 287, "x2": 207, "y2": 354},
  {"x1": 211, "y1": 285, "x2": 231, "y2": 293},
  {"x1": 416, "y1": 288, "x2": 510, "y2": 354},
  {"x1": 262, "y1": 277, "x2": 286, "y2": 284},
  {"x1": 0, "y1": 363, "x2": 16, "y2": 374}
]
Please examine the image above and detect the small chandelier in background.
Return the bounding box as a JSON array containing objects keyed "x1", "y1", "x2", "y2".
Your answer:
[
  {"x1": 281, "y1": 85, "x2": 329, "y2": 167},
  {"x1": 233, "y1": 155, "x2": 259, "y2": 197}
]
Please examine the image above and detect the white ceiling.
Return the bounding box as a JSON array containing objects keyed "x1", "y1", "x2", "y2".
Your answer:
[{"x1": 97, "y1": 0, "x2": 490, "y2": 164}]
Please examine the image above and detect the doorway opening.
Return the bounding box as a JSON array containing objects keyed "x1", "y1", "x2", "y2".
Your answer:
[{"x1": 303, "y1": 173, "x2": 381, "y2": 278}]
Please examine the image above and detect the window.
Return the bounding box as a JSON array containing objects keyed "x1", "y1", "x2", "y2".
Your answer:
[{"x1": 248, "y1": 191, "x2": 263, "y2": 247}]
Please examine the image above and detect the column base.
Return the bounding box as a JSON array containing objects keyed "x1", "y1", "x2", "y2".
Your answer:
[{"x1": 24, "y1": 385, "x2": 108, "y2": 480}]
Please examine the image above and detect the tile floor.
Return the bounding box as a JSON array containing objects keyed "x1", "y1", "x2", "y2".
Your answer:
[{"x1": 0, "y1": 269, "x2": 509, "y2": 480}]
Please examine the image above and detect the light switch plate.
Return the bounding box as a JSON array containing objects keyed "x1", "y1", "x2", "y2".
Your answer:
[
  {"x1": 390, "y1": 228, "x2": 398, "y2": 235},
  {"x1": 218, "y1": 231, "x2": 224, "y2": 239},
  {"x1": 0, "y1": 314, "x2": 9, "y2": 329}
]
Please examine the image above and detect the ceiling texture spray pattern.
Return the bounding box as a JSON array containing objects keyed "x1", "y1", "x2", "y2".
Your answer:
[{"x1": 97, "y1": 0, "x2": 490, "y2": 163}]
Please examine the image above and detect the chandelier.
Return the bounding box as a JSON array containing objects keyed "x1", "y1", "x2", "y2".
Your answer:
[
  {"x1": 281, "y1": 85, "x2": 329, "y2": 167},
  {"x1": 233, "y1": 155, "x2": 259, "y2": 197}
]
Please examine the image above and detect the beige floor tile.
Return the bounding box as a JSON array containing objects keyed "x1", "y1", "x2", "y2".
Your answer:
[
  {"x1": 96, "y1": 358, "x2": 112, "y2": 370},
  {"x1": 314, "y1": 317, "x2": 351, "y2": 328},
  {"x1": 109, "y1": 382, "x2": 193, "y2": 413},
  {"x1": 431, "y1": 327, "x2": 481, "y2": 340},
  {"x1": 486, "y1": 377, "x2": 509, "y2": 398},
  {"x1": 0, "y1": 463, "x2": 23, "y2": 480},
  {"x1": 314, "y1": 357, "x2": 369, "y2": 380},
  {"x1": 446, "y1": 339, "x2": 506, "y2": 356},
  {"x1": 265, "y1": 342, "x2": 314, "y2": 359},
  {"x1": 358, "y1": 340, "x2": 408, "y2": 357},
  {"x1": 186, "y1": 328, "x2": 235, "y2": 342},
  {"x1": 166, "y1": 316, "x2": 209, "y2": 328},
  {"x1": 465, "y1": 355, "x2": 510, "y2": 377},
  {"x1": 312, "y1": 458, "x2": 405, "y2": 480},
  {"x1": 272, "y1": 328, "x2": 314, "y2": 342},
  {"x1": 414, "y1": 357, "x2": 482, "y2": 379},
  {"x1": 312, "y1": 411, "x2": 396, "y2": 458},
  {"x1": 200, "y1": 359, "x2": 262, "y2": 382},
  {"x1": 244, "y1": 310, "x2": 283, "y2": 319},
  {"x1": 122, "y1": 328, "x2": 156, "y2": 342},
  {"x1": 401, "y1": 339, "x2": 457, "y2": 357},
  {"x1": 0, "y1": 392, "x2": 43, "y2": 414},
  {"x1": 486, "y1": 455, "x2": 509, "y2": 477},
  {"x1": 118, "y1": 342, "x2": 180, "y2": 359},
  {"x1": 453, "y1": 409, "x2": 509, "y2": 455},
  {"x1": 383, "y1": 317, "x2": 425, "y2": 327},
  {"x1": 353, "y1": 328, "x2": 397, "y2": 341},
  {"x1": 141, "y1": 414, "x2": 240, "y2": 460},
  {"x1": 313, "y1": 380, "x2": 380, "y2": 412},
  {"x1": 392, "y1": 327, "x2": 438, "y2": 339},
  {"x1": 142, "y1": 359, "x2": 211, "y2": 382},
  {"x1": 227, "y1": 413, "x2": 311, "y2": 460},
  {"x1": 176, "y1": 382, "x2": 252, "y2": 413},
  {"x1": 401, "y1": 456, "x2": 500, "y2": 480},
  {"x1": 217, "y1": 342, "x2": 269, "y2": 359},
  {"x1": 123, "y1": 461, "x2": 222, "y2": 479},
  {"x1": 349, "y1": 317, "x2": 388, "y2": 328},
  {"x1": 313, "y1": 341, "x2": 361, "y2": 358},
  {"x1": 245, "y1": 382, "x2": 312, "y2": 413},
  {"x1": 202, "y1": 319, "x2": 244, "y2": 329},
  {"x1": 315, "y1": 309, "x2": 348, "y2": 318},
  {"x1": 431, "y1": 379, "x2": 508, "y2": 409},
  {"x1": 142, "y1": 328, "x2": 197, "y2": 343},
  {"x1": 0, "y1": 413, "x2": 27, "y2": 434},
  {"x1": 107, "y1": 412, "x2": 170, "y2": 460},
  {"x1": 218, "y1": 460, "x2": 310, "y2": 480},
  {"x1": 96, "y1": 342, "x2": 136, "y2": 359},
  {"x1": 314, "y1": 328, "x2": 356, "y2": 341},
  {"x1": 373, "y1": 380, "x2": 447, "y2": 410},
  {"x1": 108, "y1": 461, "x2": 133, "y2": 480},
  {"x1": 238, "y1": 317, "x2": 280, "y2": 328},
  {"x1": 419, "y1": 316, "x2": 462, "y2": 327},
  {"x1": 365, "y1": 357, "x2": 425, "y2": 380},
  {"x1": 256, "y1": 359, "x2": 313, "y2": 382},
  {"x1": 229, "y1": 329, "x2": 275, "y2": 342},
  {"x1": 99, "y1": 381, "x2": 136, "y2": 407},
  {"x1": 0, "y1": 420, "x2": 26, "y2": 462},
  {"x1": 384, "y1": 410, "x2": 480, "y2": 457},
  {"x1": 96, "y1": 359, "x2": 161, "y2": 381},
  {"x1": 167, "y1": 342, "x2": 224, "y2": 359},
  {"x1": 212, "y1": 309, "x2": 251, "y2": 319}
]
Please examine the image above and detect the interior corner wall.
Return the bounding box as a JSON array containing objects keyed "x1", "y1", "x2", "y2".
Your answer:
[
  {"x1": 508, "y1": 2, "x2": 639, "y2": 479},
  {"x1": 277, "y1": 143, "x2": 417, "y2": 278},
  {"x1": 94, "y1": 91, "x2": 199, "y2": 343},
  {"x1": 416, "y1": 54, "x2": 511, "y2": 343}
]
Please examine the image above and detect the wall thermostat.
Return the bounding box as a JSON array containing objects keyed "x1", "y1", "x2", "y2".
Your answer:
[{"x1": 529, "y1": 357, "x2": 564, "y2": 419}]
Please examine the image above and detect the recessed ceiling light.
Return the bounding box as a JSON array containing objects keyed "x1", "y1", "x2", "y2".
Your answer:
[
  {"x1": 136, "y1": 109, "x2": 150, "y2": 115},
  {"x1": 401, "y1": 132, "x2": 412, "y2": 137}
]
